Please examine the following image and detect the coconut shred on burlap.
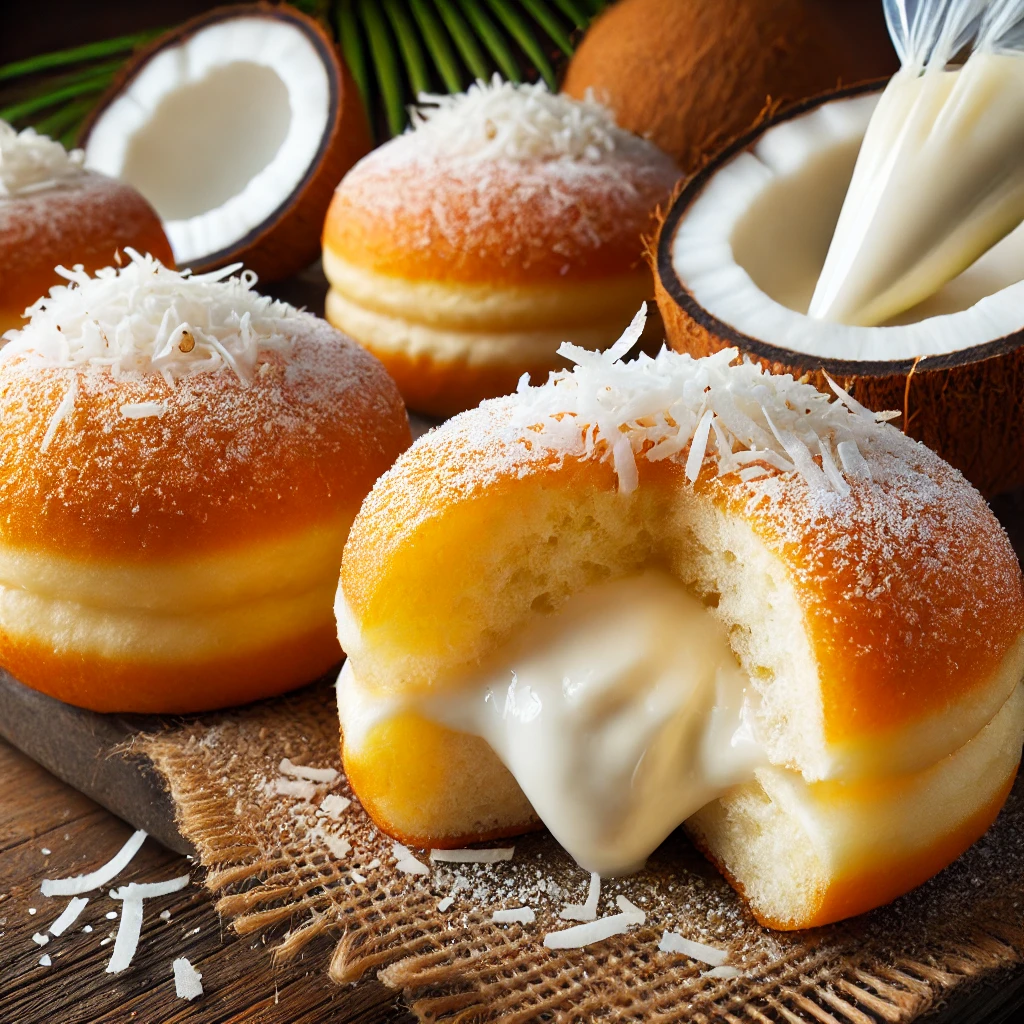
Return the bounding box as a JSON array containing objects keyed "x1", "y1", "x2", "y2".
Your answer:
[{"x1": 139, "y1": 680, "x2": 1024, "y2": 1023}]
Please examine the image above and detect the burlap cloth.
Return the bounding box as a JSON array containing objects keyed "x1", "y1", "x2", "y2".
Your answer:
[{"x1": 138, "y1": 678, "x2": 1024, "y2": 1023}]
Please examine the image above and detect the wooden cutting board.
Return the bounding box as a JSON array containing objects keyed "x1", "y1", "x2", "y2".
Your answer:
[{"x1": 0, "y1": 670, "x2": 190, "y2": 854}]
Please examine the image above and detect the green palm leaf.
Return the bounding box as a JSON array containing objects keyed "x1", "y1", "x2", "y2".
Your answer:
[{"x1": 0, "y1": 0, "x2": 610, "y2": 145}]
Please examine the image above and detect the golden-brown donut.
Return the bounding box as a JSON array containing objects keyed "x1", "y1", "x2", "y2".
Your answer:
[
  {"x1": 335, "y1": 308, "x2": 1024, "y2": 929},
  {"x1": 0, "y1": 122, "x2": 173, "y2": 333},
  {"x1": 322, "y1": 78, "x2": 680, "y2": 416},
  {"x1": 0, "y1": 252, "x2": 410, "y2": 713}
]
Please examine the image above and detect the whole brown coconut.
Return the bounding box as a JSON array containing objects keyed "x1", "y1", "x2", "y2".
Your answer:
[{"x1": 562, "y1": 0, "x2": 898, "y2": 171}]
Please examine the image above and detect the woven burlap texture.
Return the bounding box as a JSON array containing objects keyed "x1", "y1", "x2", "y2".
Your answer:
[{"x1": 139, "y1": 679, "x2": 1024, "y2": 1023}]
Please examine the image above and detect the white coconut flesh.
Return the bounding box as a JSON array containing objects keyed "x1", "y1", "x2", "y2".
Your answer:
[
  {"x1": 84, "y1": 16, "x2": 331, "y2": 266},
  {"x1": 671, "y1": 92, "x2": 1024, "y2": 363}
]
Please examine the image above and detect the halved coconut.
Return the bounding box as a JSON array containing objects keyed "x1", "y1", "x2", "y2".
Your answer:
[
  {"x1": 81, "y1": 3, "x2": 370, "y2": 283},
  {"x1": 655, "y1": 82, "x2": 1024, "y2": 496}
]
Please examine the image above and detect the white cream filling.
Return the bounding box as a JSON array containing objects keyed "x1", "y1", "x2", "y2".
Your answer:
[{"x1": 337, "y1": 570, "x2": 765, "y2": 875}]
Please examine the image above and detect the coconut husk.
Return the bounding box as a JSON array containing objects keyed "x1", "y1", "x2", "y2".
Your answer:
[
  {"x1": 80, "y1": 3, "x2": 371, "y2": 284},
  {"x1": 562, "y1": 0, "x2": 898, "y2": 172},
  {"x1": 653, "y1": 82, "x2": 1024, "y2": 498},
  {"x1": 137, "y1": 678, "x2": 1024, "y2": 1023}
]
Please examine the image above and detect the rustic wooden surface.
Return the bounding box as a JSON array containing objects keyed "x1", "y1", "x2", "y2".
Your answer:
[
  {"x1": 0, "y1": 670, "x2": 191, "y2": 856},
  {"x1": 0, "y1": 736, "x2": 415, "y2": 1024}
]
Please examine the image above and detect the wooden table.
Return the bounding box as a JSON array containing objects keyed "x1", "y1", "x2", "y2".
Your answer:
[{"x1": 0, "y1": 736, "x2": 415, "y2": 1024}]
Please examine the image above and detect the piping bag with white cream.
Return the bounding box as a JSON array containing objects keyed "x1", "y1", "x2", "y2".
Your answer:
[
  {"x1": 809, "y1": 0, "x2": 1024, "y2": 327},
  {"x1": 335, "y1": 308, "x2": 1024, "y2": 930}
]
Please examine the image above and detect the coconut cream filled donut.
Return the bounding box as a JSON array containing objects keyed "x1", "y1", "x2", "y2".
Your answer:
[
  {"x1": 322, "y1": 77, "x2": 680, "y2": 417},
  {"x1": 0, "y1": 121, "x2": 173, "y2": 334},
  {"x1": 0, "y1": 252, "x2": 410, "y2": 714},
  {"x1": 336, "y1": 307, "x2": 1024, "y2": 930}
]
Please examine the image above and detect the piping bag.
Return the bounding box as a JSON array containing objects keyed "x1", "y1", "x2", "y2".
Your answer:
[{"x1": 809, "y1": 0, "x2": 1024, "y2": 327}]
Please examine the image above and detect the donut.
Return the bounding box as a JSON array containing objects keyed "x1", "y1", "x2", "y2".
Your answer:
[
  {"x1": 0, "y1": 252, "x2": 410, "y2": 714},
  {"x1": 335, "y1": 307, "x2": 1024, "y2": 929},
  {"x1": 322, "y1": 77, "x2": 680, "y2": 417},
  {"x1": 0, "y1": 122, "x2": 173, "y2": 334}
]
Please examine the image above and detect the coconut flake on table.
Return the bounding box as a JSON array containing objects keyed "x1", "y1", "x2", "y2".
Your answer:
[
  {"x1": 429, "y1": 848, "x2": 514, "y2": 864},
  {"x1": 41, "y1": 830, "x2": 147, "y2": 897},
  {"x1": 559, "y1": 871, "x2": 600, "y2": 922},
  {"x1": 393, "y1": 843, "x2": 429, "y2": 876},
  {"x1": 109, "y1": 876, "x2": 190, "y2": 901},
  {"x1": 319, "y1": 794, "x2": 351, "y2": 819},
  {"x1": 38, "y1": 954, "x2": 52, "y2": 967},
  {"x1": 703, "y1": 965, "x2": 745, "y2": 978},
  {"x1": 543, "y1": 896, "x2": 645, "y2": 950},
  {"x1": 658, "y1": 929, "x2": 730, "y2": 966},
  {"x1": 491, "y1": 907, "x2": 535, "y2": 925},
  {"x1": 48, "y1": 897, "x2": 88, "y2": 937},
  {"x1": 311, "y1": 827, "x2": 351, "y2": 860},
  {"x1": 279, "y1": 758, "x2": 339, "y2": 784},
  {"x1": 0, "y1": 121, "x2": 85, "y2": 197},
  {"x1": 506, "y1": 303, "x2": 896, "y2": 497},
  {"x1": 172, "y1": 956, "x2": 204, "y2": 1000},
  {"x1": 267, "y1": 778, "x2": 318, "y2": 802},
  {"x1": 106, "y1": 876, "x2": 189, "y2": 974}
]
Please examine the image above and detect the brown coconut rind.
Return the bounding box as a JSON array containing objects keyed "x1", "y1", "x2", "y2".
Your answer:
[
  {"x1": 562, "y1": 0, "x2": 898, "y2": 173},
  {"x1": 654, "y1": 81, "x2": 1024, "y2": 498},
  {"x1": 79, "y1": 3, "x2": 371, "y2": 284}
]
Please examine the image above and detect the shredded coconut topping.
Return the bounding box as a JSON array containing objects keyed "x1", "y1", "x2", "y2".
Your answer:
[
  {"x1": 511, "y1": 305, "x2": 894, "y2": 496},
  {"x1": 0, "y1": 120, "x2": 85, "y2": 197},
  {"x1": 1, "y1": 249, "x2": 304, "y2": 383},
  {"x1": 407, "y1": 75, "x2": 630, "y2": 163}
]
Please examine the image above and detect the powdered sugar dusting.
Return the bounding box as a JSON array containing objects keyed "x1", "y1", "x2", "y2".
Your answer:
[{"x1": 0, "y1": 121, "x2": 85, "y2": 198}]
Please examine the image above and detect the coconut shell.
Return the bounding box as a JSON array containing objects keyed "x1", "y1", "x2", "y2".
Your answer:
[
  {"x1": 654, "y1": 83, "x2": 1024, "y2": 498},
  {"x1": 563, "y1": 0, "x2": 898, "y2": 172},
  {"x1": 80, "y1": 3, "x2": 372, "y2": 284}
]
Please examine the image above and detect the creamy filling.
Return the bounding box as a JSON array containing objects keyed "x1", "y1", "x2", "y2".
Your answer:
[{"x1": 338, "y1": 570, "x2": 766, "y2": 875}]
